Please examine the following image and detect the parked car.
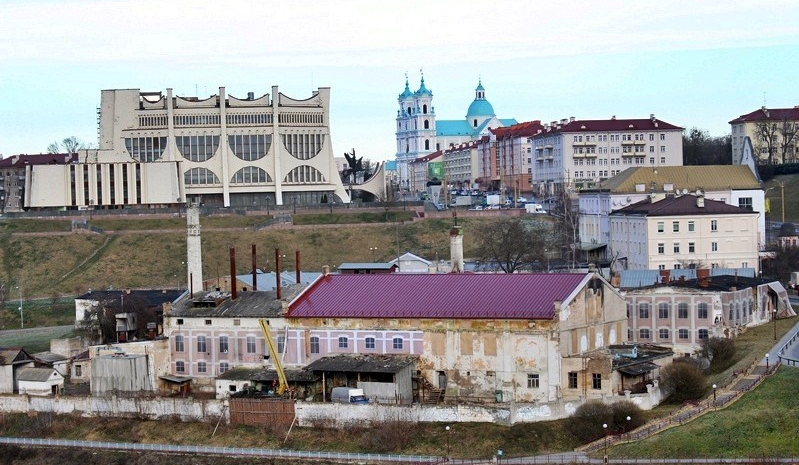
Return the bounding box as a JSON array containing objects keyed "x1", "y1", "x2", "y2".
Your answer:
[{"x1": 468, "y1": 205, "x2": 484, "y2": 211}]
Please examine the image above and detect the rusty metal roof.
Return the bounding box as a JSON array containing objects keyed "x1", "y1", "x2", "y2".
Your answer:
[
  {"x1": 304, "y1": 354, "x2": 417, "y2": 374},
  {"x1": 169, "y1": 284, "x2": 306, "y2": 318},
  {"x1": 217, "y1": 367, "x2": 319, "y2": 383},
  {"x1": 287, "y1": 273, "x2": 590, "y2": 320}
]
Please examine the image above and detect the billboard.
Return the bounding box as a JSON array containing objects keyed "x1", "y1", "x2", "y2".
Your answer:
[{"x1": 428, "y1": 162, "x2": 443, "y2": 180}]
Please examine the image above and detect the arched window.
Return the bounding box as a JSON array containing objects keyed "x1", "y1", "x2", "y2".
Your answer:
[
  {"x1": 424, "y1": 139, "x2": 430, "y2": 150},
  {"x1": 407, "y1": 106, "x2": 412, "y2": 115},
  {"x1": 422, "y1": 104, "x2": 428, "y2": 114},
  {"x1": 424, "y1": 120, "x2": 429, "y2": 129},
  {"x1": 473, "y1": 119, "x2": 478, "y2": 127}
]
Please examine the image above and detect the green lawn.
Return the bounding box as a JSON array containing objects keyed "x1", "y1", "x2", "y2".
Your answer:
[
  {"x1": 292, "y1": 211, "x2": 416, "y2": 225},
  {"x1": 0, "y1": 325, "x2": 76, "y2": 353},
  {"x1": 765, "y1": 174, "x2": 799, "y2": 223},
  {"x1": 610, "y1": 367, "x2": 799, "y2": 458}
]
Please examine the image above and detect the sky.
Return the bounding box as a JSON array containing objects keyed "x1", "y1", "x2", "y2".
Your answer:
[{"x1": 1, "y1": 0, "x2": 799, "y2": 162}]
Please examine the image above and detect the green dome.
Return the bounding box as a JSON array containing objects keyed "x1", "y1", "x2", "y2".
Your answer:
[{"x1": 466, "y1": 99, "x2": 495, "y2": 118}]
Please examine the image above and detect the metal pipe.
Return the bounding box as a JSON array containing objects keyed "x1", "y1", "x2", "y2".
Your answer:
[
  {"x1": 251, "y1": 244, "x2": 258, "y2": 291},
  {"x1": 230, "y1": 247, "x2": 237, "y2": 300}
]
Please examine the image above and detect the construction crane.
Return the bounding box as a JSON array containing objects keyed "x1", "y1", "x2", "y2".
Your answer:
[{"x1": 258, "y1": 318, "x2": 288, "y2": 396}]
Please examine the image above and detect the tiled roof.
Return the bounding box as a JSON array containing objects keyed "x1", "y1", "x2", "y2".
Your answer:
[
  {"x1": 531, "y1": 118, "x2": 681, "y2": 138},
  {"x1": 588, "y1": 165, "x2": 761, "y2": 194},
  {"x1": 287, "y1": 273, "x2": 591, "y2": 320},
  {"x1": 611, "y1": 194, "x2": 752, "y2": 217},
  {"x1": 729, "y1": 107, "x2": 799, "y2": 124},
  {"x1": 490, "y1": 120, "x2": 545, "y2": 138},
  {"x1": 0, "y1": 153, "x2": 78, "y2": 168}
]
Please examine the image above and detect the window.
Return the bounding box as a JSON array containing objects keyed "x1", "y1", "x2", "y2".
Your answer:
[
  {"x1": 175, "y1": 335, "x2": 184, "y2": 352},
  {"x1": 338, "y1": 336, "x2": 349, "y2": 349},
  {"x1": 232, "y1": 166, "x2": 269, "y2": 184},
  {"x1": 365, "y1": 337, "x2": 375, "y2": 350},
  {"x1": 220, "y1": 362, "x2": 229, "y2": 374},
  {"x1": 246, "y1": 336, "x2": 256, "y2": 354},
  {"x1": 175, "y1": 135, "x2": 220, "y2": 162},
  {"x1": 658, "y1": 302, "x2": 670, "y2": 319},
  {"x1": 424, "y1": 139, "x2": 430, "y2": 150},
  {"x1": 75, "y1": 365, "x2": 82, "y2": 377},
  {"x1": 639, "y1": 328, "x2": 651, "y2": 339},
  {"x1": 659, "y1": 328, "x2": 670, "y2": 339},
  {"x1": 205, "y1": 319, "x2": 212, "y2": 325},
  {"x1": 678, "y1": 329, "x2": 689, "y2": 340},
  {"x1": 197, "y1": 335, "x2": 207, "y2": 353},
  {"x1": 125, "y1": 136, "x2": 167, "y2": 162},
  {"x1": 658, "y1": 243, "x2": 665, "y2": 254},
  {"x1": 527, "y1": 374, "x2": 540, "y2": 388},
  {"x1": 219, "y1": 335, "x2": 229, "y2": 353},
  {"x1": 698, "y1": 302, "x2": 708, "y2": 319},
  {"x1": 660, "y1": 134, "x2": 665, "y2": 141},
  {"x1": 711, "y1": 220, "x2": 718, "y2": 232},
  {"x1": 688, "y1": 242, "x2": 695, "y2": 253},
  {"x1": 176, "y1": 361, "x2": 185, "y2": 373},
  {"x1": 698, "y1": 329, "x2": 709, "y2": 340},
  {"x1": 568, "y1": 372, "x2": 578, "y2": 389},
  {"x1": 392, "y1": 337, "x2": 403, "y2": 350},
  {"x1": 672, "y1": 221, "x2": 680, "y2": 232},
  {"x1": 198, "y1": 361, "x2": 207, "y2": 373},
  {"x1": 678, "y1": 303, "x2": 689, "y2": 319},
  {"x1": 660, "y1": 146, "x2": 666, "y2": 152},
  {"x1": 227, "y1": 134, "x2": 269, "y2": 161},
  {"x1": 310, "y1": 336, "x2": 320, "y2": 354},
  {"x1": 185, "y1": 167, "x2": 220, "y2": 185},
  {"x1": 592, "y1": 373, "x2": 602, "y2": 390},
  {"x1": 673, "y1": 243, "x2": 680, "y2": 254},
  {"x1": 688, "y1": 221, "x2": 695, "y2": 232},
  {"x1": 657, "y1": 222, "x2": 664, "y2": 233},
  {"x1": 233, "y1": 319, "x2": 240, "y2": 326},
  {"x1": 177, "y1": 319, "x2": 184, "y2": 325},
  {"x1": 712, "y1": 242, "x2": 718, "y2": 252},
  {"x1": 277, "y1": 336, "x2": 285, "y2": 354},
  {"x1": 738, "y1": 197, "x2": 753, "y2": 210},
  {"x1": 638, "y1": 303, "x2": 650, "y2": 319},
  {"x1": 424, "y1": 119, "x2": 429, "y2": 129}
]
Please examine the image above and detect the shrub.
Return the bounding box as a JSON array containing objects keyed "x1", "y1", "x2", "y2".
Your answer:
[
  {"x1": 701, "y1": 337, "x2": 736, "y2": 373},
  {"x1": 609, "y1": 400, "x2": 646, "y2": 433},
  {"x1": 566, "y1": 401, "x2": 613, "y2": 442},
  {"x1": 659, "y1": 358, "x2": 707, "y2": 403}
]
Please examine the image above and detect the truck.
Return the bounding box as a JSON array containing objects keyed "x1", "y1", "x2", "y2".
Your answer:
[
  {"x1": 330, "y1": 387, "x2": 369, "y2": 404},
  {"x1": 525, "y1": 203, "x2": 547, "y2": 214},
  {"x1": 485, "y1": 194, "x2": 501, "y2": 207},
  {"x1": 450, "y1": 196, "x2": 474, "y2": 208}
]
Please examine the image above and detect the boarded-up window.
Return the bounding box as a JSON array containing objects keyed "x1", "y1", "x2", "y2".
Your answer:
[
  {"x1": 429, "y1": 333, "x2": 445, "y2": 356},
  {"x1": 460, "y1": 332, "x2": 474, "y2": 355},
  {"x1": 483, "y1": 333, "x2": 497, "y2": 356}
]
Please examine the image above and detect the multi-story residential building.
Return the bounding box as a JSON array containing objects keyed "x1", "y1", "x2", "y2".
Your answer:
[
  {"x1": 394, "y1": 75, "x2": 516, "y2": 189},
  {"x1": 26, "y1": 86, "x2": 359, "y2": 211},
  {"x1": 528, "y1": 115, "x2": 683, "y2": 197},
  {"x1": 442, "y1": 141, "x2": 478, "y2": 189},
  {"x1": 623, "y1": 270, "x2": 793, "y2": 356},
  {"x1": 0, "y1": 153, "x2": 77, "y2": 213},
  {"x1": 408, "y1": 151, "x2": 442, "y2": 196},
  {"x1": 578, "y1": 165, "x2": 764, "y2": 262},
  {"x1": 608, "y1": 194, "x2": 759, "y2": 272},
  {"x1": 730, "y1": 106, "x2": 799, "y2": 165},
  {"x1": 475, "y1": 121, "x2": 543, "y2": 195}
]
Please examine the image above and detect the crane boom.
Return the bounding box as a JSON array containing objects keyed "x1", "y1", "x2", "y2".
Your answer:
[{"x1": 258, "y1": 318, "x2": 288, "y2": 396}]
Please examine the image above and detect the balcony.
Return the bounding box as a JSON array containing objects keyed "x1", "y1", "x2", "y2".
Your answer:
[{"x1": 621, "y1": 140, "x2": 636, "y2": 145}]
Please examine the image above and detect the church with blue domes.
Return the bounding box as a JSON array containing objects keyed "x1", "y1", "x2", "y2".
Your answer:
[{"x1": 394, "y1": 73, "x2": 517, "y2": 189}]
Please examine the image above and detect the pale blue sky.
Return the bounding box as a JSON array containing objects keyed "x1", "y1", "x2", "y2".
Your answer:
[{"x1": 1, "y1": 0, "x2": 798, "y2": 162}]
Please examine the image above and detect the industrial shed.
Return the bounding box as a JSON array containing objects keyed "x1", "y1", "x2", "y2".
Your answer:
[
  {"x1": 305, "y1": 354, "x2": 417, "y2": 405},
  {"x1": 91, "y1": 353, "x2": 152, "y2": 395},
  {"x1": 215, "y1": 367, "x2": 319, "y2": 400},
  {"x1": 16, "y1": 367, "x2": 64, "y2": 396}
]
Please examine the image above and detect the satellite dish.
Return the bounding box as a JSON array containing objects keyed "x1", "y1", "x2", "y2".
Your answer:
[
  {"x1": 695, "y1": 189, "x2": 702, "y2": 196},
  {"x1": 682, "y1": 188, "x2": 688, "y2": 194}
]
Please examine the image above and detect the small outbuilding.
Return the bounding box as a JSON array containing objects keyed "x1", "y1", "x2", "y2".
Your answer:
[
  {"x1": 16, "y1": 367, "x2": 64, "y2": 396},
  {"x1": 32, "y1": 351, "x2": 69, "y2": 376}
]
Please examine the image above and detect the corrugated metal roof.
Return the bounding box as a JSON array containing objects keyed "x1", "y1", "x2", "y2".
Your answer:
[
  {"x1": 590, "y1": 165, "x2": 761, "y2": 194},
  {"x1": 17, "y1": 367, "x2": 60, "y2": 382},
  {"x1": 620, "y1": 268, "x2": 757, "y2": 289},
  {"x1": 217, "y1": 367, "x2": 319, "y2": 382},
  {"x1": 305, "y1": 354, "x2": 417, "y2": 374},
  {"x1": 611, "y1": 194, "x2": 752, "y2": 217},
  {"x1": 169, "y1": 285, "x2": 306, "y2": 318},
  {"x1": 287, "y1": 273, "x2": 590, "y2": 320}
]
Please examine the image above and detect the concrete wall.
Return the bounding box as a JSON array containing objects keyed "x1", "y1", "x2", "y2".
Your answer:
[{"x1": 0, "y1": 366, "x2": 14, "y2": 393}]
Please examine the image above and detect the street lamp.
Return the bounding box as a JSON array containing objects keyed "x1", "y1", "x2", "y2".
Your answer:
[
  {"x1": 766, "y1": 353, "x2": 769, "y2": 371},
  {"x1": 712, "y1": 384, "x2": 717, "y2": 404},
  {"x1": 445, "y1": 425, "x2": 451, "y2": 461},
  {"x1": 602, "y1": 423, "x2": 608, "y2": 463},
  {"x1": 15, "y1": 285, "x2": 23, "y2": 329},
  {"x1": 625, "y1": 416, "x2": 631, "y2": 439},
  {"x1": 773, "y1": 309, "x2": 778, "y2": 341},
  {"x1": 544, "y1": 248, "x2": 550, "y2": 272},
  {"x1": 369, "y1": 247, "x2": 378, "y2": 262}
]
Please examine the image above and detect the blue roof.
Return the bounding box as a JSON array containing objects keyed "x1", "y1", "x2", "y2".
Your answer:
[
  {"x1": 237, "y1": 271, "x2": 322, "y2": 291},
  {"x1": 399, "y1": 76, "x2": 413, "y2": 99},
  {"x1": 620, "y1": 268, "x2": 756, "y2": 289},
  {"x1": 499, "y1": 118, "x2": 518, "y2": 126},
  {"x1": 466, "y1": 98, "x2": 495, "y2": 118},
  {"x1": 436, "y1": 119, "x2": 476, "y2": 136},
  {"x1": 415, "y1": 75, "x2": 432, "y2": 96}
]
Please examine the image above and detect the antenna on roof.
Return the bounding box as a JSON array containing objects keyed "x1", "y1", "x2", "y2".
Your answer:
[{"x1": 763, "y1": 91, "x2": 767, "y2": 107}]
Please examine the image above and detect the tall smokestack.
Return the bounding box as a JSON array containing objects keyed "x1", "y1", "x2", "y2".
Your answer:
[
  {"x1": 275, "y1": 248, "x2": 282, "y2": 300},
  {"x1": 230, "y1": 247, "x2": 237, "y2": 300},
  {"x1": 295, "y1": 250, "x2": 301, "y2": 285},
  {"x1": 450, "y1": 225, "x2": 464, "y2": 273},
  {"x1": 251, "y1": 244, "x2": 258, "y2": 291},
  {"x1": 186, "y1": 205, "x2": 204, "y2": 295}
]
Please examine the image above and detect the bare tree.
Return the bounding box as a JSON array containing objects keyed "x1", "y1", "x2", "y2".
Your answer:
[
  {"x1": 46, "y1": 136, "x2": 89, "y2": 154},
  {"x1": 755, "y1": 121, "x2": 779, "y2": 164},
  {"x1": 475, "y1": 217, "x2": 558, "y2": 272},
  {"x1": 553, "y1": 188, "x2": 580, "y2": 266},
  {"x1": 777, "y1": 119, "x2": 798, "y2": 164}
]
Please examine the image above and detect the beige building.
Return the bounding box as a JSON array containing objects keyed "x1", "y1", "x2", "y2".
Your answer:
[
  {"x1": 529, "y1": 115, "x2": 683, "y2": 196},
  {"x1": 443, "y1": 141, "x2": 478, "y2": 189},
  {"x1": 609, "y1": 194, "x2": 759, "y2": 272},
  {"x1": 730, "y1": 106, "x2": 799, "y2": 165}
]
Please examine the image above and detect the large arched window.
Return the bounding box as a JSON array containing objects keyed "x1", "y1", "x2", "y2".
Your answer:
[
  {"x1": 407, "y1": 106, "x2": 411, "y2": 115},
  {"x1": 231, "y1": 166, "x2": 271, "y2": 184},
  {"x1": 422, "y1": 104, "x2": 428, "y2": 114},
  {"x1": 125, "y1": 136, "x2": 167, "y2": 162},
  {"x1": 175, "y1": 135, "x2": 219, "y2": 162},
  {"x1": 228, "y1": 134, "x2": 270, "y2": 161},
  {"x1": 424, "y1": 120, "x2": 429, "y2": 129},
  {"x1": 184, "y1": 167, "x2": 220, "y2": 185},
  {"x1": 424, "y1": 139, "x2": 430, "y2": 150}
]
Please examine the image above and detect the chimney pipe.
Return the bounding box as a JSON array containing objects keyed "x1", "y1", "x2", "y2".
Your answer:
[
  {"x1": 450, "y1": 225, "x2": 464, "y2": 273},
  {"x1": 251, "y1": 244, "x2": 257, "y2": 291},
  {"x1": 275, "y1": 248, "x2": 282, "y2": 300},
  {"x1": 295, "y1": 250, "x2": 301, "y2": 285},
  {"x1": 229, "y1": 247, "x2": 237, "y2": 300}
]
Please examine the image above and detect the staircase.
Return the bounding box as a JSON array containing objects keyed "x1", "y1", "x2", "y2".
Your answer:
[{"x1": 417, "y1": 376, "x2": 445, "y2": 404}]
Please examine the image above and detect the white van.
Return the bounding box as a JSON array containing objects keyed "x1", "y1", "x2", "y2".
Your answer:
[
  {"x1": 525, "y1": 203, "x2": 547, "y2": 214},
  {"x1": 330, "y1": 387, "x2": 369, "y2": 404}
]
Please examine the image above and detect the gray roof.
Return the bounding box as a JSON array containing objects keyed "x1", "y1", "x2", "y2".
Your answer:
[
  {"x1": 0, "y1": 348, "x2": 33, "y2": 366},
  {"x1": 338, "y1": 262, "x2": 397, "y2": 270},
  {"x1": 619, "y1": 268, "x2": 756, "y2": 289},
  {"x1": 32, "y1": 352, "x2": 68, "y2": 363},
  {"x1": 237, "y1": 271, "x2": 322, "y2": 291},
  {"x1": 305, "y1": 354, "x2": 417, "y2": 374},
  {"x1": 16, "y1": 367, "x2": 61, "y2": 382},
  {"x1": 169, "y1": 285, "x2": 306, "y2": 318},
  {"x1": 217, "y1": 367, "x2": 319, "y2": 383}
]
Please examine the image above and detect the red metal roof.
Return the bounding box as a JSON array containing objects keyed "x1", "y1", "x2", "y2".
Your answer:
[
  {"x1": 490, "y1": 120, "x2": 545, "y2": 138},
  {"x1": 287, "y1": 273, "x2": 589, "y2": 320},
  {"x1": 729, "y1": 106, "x2": 799, "y2": 124},
  {"x1": 530, "y1": 118, "x2": 682, "y2": 138},
  {"x1": 0, "y1": 153, "x2": 78, "y2": 167}
]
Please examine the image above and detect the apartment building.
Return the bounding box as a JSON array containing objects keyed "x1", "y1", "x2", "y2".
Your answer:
[
  {"x1": 730, "y1": 106, "x2": 799, "y2": 165},
  {"x1": 442, "y1": 141, "x2": 478, "y2": 189},
  {"x1": 529, "y1": 115, "x2": 683, "y2": 197},
  {"x1": 608, "y1": 194, "x2": 759, "y2": 273},
  {"x1": 475, "y1": 121, "x2": 543, "y2": 195}
]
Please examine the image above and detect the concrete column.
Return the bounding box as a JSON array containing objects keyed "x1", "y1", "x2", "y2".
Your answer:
[
  {"x1": 166, "y1": 88, "x2": 176, "y2": 161},
  {"x1": 186, "y1": 205, "x2": 203, "y2": 294},
  {"x1": 449, "y1": 225, "x2": 463, "y2": 272},
  {"x1": 272, "y1": 86, "x2": 284, "y2": 206},
  {"x1": 219, "y1": 87, "x2": 231, "y2": 207}
]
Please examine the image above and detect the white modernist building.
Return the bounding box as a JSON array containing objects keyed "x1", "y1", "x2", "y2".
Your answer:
[
  {"x1": 528, "y1": 115, "x2": 684, "y2": 197},
  {"x1": 26, "y1": 86, "x2": 355, "y2": 210}
]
